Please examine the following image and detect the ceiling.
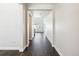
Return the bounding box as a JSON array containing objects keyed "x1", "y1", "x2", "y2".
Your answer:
[
  {"x1": 26, "y1": 3, "x2": 55, "y2": 18},
  {"x1": 27, "y1": 3, "x2": 55, "y2": 10},
  {"x1": 32, "y1": 10, "x2": 50, "y2": 18},
  {"x1": 26, "y1": 3, "x2": 54, "y2": 22}
]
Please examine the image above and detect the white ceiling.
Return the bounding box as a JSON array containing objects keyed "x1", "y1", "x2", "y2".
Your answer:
[
  {"x1": 27, "y1": 3, "x2": 54, "y2": 24},
  {"x1": 26, "y1": 3, "x2": 55, "y2": 18},
  {"x1": 28, "y1": 3, "x2": 55, "y2": 10},
  {"x1": 32, "y1": 10, "x2": 50, "y2": 18}
]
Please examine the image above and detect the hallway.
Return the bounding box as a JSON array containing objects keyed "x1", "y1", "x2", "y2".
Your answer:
[{"x1": 19, "y1": 33, "x2": 59, "y2": 56}]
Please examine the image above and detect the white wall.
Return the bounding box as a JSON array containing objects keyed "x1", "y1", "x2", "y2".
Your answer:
[
  {"x1": 0, "y1": 4, "x2": 24, "y2": 50},
  {"x1": 55, "y1": 4, "x2": 79, "y2": 56},
  {"x1": 44, "y1": 10, "x2": 53, "y2": 46},
  {"x1": 22, "y1": 4, "x2": 29, "y2": 51}
]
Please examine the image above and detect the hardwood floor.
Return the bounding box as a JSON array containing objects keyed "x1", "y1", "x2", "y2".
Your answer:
[
  {"x1": 18, "y1": 33, "x2": 59, "y2": 56},
  {"x1": 0, "y1": 50, "x2": 19, "y2": 56},
  {"x1": 0, "y1": 33, "x2": 59, "y2": 56}
]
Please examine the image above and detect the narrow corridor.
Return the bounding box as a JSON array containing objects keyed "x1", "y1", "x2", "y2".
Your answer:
[{"x1": 19, "y1": 33, "x2": 59, "y2": 56}]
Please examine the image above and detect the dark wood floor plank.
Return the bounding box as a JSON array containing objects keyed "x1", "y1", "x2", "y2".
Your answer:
[{"x1": 19, "y1": 33, "x2": 59, "y2": 56}]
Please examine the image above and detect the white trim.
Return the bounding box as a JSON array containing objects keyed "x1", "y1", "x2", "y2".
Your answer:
[
  {"x1": 0, "y1": 47, "x2": 19, "y2": 50},
  {"x1": 53, "y1": 45, "x2": 63, "y2": 56},
  {"x1": 46, "y1": 36, "x2": 63, "y2": 56},
  {"x1": 52, "y1": 44, "x2": 54, "y2": 47},
  {"x1": 26, "y1": 42, "x2": 29, "y2": 47},
  {"x1": 19, "y1": 45, "x2": 27, "y2": 52},
  {"x1": 46, "y1": 36, "x2": 54, "y2": 47},
  {"x1": 19, "y1": 41, "x2": 30, "y2": 52},
  {"x1": 19, "y1": 48, "x2": 24, "y2": 52}
]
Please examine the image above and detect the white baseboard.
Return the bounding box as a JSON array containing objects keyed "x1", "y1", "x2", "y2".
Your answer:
[
  {"x1": 19, "y1": 42, "x2": 30, "y2": 52},
  {"x1": 26, "y1": 44, "x2": 29, "y2": 47},
  {"x1": 53, "y1": 45, "x2": 63, "y2": 56},
  {"x1": 52, "y1": 44, "x2": 54, "y2": 47},
  {"x1": 26, "y1": 41, "x2": 30, "y2": 47},
  {"x1": 0, "y1": 47, "x2": 19, "y2": 50},
  {"x1": 46, "y1": 36, "x2": 62, "y2": 56},
  {"x1": 19, "y1": 45, "x2": 27, "y2": 52}
]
